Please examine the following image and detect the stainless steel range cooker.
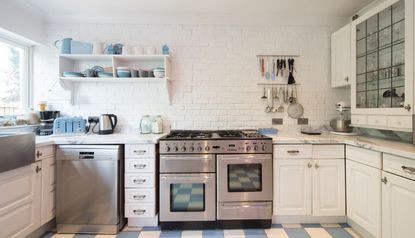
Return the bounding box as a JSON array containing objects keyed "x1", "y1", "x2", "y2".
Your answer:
[{"x1": 159, "y1": 130, "x2": 273, "y2": 228}]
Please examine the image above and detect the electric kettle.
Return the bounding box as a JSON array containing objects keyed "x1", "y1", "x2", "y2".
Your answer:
[{"x1": 99, "y1": 114, "x2": 117, "y2": 135}]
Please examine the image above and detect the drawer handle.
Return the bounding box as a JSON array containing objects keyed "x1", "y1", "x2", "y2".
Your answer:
[
  {"x1": 133, "y1": 179, "x2": 147, "y2": 184},
  {"x1": 133, "y1": 209, "x2": 146, "y2": 215},
  {"x1": 134, "y1": 150, "x2": 147, "y2": 155},
  {"x1": 36, "y1": 151, "x2": 43, "y2": 158},
  {"x1": 401, "y1": 166, "x2": 415, "y2": 174},
  {"x1": 133, "y1": 195, "x2": 147, "y2": 200},
  {"x1": 134, "y1": 164, "x2": 147, "y2": 169},
  {"x1": 287, "y1": 150, "x2": 300, "y2": 154}
]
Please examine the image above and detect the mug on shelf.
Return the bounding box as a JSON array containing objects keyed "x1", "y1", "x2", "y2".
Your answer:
[
  {"x1": 122, "y1": 46, "x2": 132, "y2": 55},
  {"x1": 93, "y1": 42, "x2": 104, "y2": 54},
  {"x1": 133, "y1": 46, "x2": 144, "y2": 55},
  {"x1": 144, "y1": 46, "x2": 156, "y2": 55}
]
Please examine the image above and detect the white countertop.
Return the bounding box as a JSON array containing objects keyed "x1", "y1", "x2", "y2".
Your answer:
[
  {"x1": 268, "y1": 132, "x2": 415, "y2": 159},
  {"x1": 36, "y1": 133, "x2": 168, "y2": 147},
  {"x1": 36, "y1": 131, "x2": 415, "y2": 159}
]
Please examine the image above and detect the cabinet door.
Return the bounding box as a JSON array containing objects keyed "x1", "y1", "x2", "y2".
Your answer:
[
  {"x1": 346, "y1": 160, "x2": 381, "y2": 237},
  {"x1": 382, "y1": 171, "x2": 415, "y2": 238},
  {"x1": 41, "y1": 156, "x2": 56, "y2": 225},
  {"x1": 331, "y1": 24, "x2": 351, "y2": 88},
  {"x1": 274, "y1": 159, "x2": 312, "y2": 215},
  {"x1": 312, "y1": 159, "x2": 345, "y2": 216},
  {"x1": 0, "y1": 163, "x2": 41, "y2": 238},
  {"x1": 351, "y1": 0, "x2": 414, "y2": 116}
]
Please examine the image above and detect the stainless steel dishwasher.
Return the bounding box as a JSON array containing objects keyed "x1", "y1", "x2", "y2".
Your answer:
[{"x1": 56, "y1": 145, "x2": 125, "y2": 234}]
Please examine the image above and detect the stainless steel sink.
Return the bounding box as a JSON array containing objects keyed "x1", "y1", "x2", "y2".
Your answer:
[{"x1": 0, "y1": 132, "x2": 35, "y2": 173}]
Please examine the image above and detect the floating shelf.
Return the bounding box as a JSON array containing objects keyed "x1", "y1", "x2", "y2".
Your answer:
[
  {"x1": 59, "y1": 54, "x2": 170, "y2": 61},
  {"x1": 60, "y1": 77, "x2": 170, "y2": 83}
]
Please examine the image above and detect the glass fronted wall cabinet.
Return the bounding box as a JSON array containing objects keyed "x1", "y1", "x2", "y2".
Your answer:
[{"x1": 351, "y1": 0, "x2": 414, "y2": 132}]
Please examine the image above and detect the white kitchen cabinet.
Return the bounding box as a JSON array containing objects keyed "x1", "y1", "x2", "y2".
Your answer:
[
  {"x1": 40, "y1": 156, "x2": 56, "y2": 225},
  {"x1": 0, "y1": 163, "x2": 41, "y2": 238},
  {"x1": 274, "y1": 145, "x2": 345, "y2": 217},
  {"x1": 382, "y1": 171, "x2": 415, "y2": 238},
  {"x1": 125, "y1": 143, "x2": 158, "y2": 227},
  {"x1": 274, "y1": 159, "x2": 312, "y2": 215},
  {"x1": 331, "y1": 23, "x2": 351, "y2": 88},
  {"x1": 350, "y1": 0, "x2": 414, "y2": 132},
  {"x1": 313, "y1": 159, "x2": 345, "y2": 216},
  {"x1": 346, "y1": 159, "x2": 381, "y2": 238}
]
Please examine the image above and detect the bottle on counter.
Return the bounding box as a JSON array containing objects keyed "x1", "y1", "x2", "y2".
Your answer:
[{"x1": 151, "y1": 115, "x2": 163, "y2": 134}]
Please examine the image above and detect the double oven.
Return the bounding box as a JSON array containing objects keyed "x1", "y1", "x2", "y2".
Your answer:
[{"x1": 159, "y1": 130, "x2": 273, "y2": 226}]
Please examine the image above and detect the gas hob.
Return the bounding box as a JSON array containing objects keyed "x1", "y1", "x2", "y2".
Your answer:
[{"x1": 159, "y1": 130, "x2": 272, "y2": 154}]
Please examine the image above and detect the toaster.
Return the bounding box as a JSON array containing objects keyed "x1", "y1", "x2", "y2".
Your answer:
[{"x1": 53, "y1": 117, "x2": 86, "y2": 134}]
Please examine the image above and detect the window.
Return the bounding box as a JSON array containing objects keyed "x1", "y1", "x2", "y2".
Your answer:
[{"x1": 0, "y1": 37, "x2": 31, "y2": 116}]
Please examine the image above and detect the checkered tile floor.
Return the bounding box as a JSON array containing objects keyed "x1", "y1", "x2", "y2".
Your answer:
[{"x1": 40, "y1": 223, "x2": 362, "y2": 238}]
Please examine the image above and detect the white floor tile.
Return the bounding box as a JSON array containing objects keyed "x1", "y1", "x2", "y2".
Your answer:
[
  {"x1": 305, "y1": 228, "x2": 333, "y2": 238},
  {"x1": 138, "y1": 230, "x2": 161, "y2": 238},
  {"x1": 95, "y1": 235, "x2": 117, "y2": 238},
  {"x1": 51, "y1": 235, "x2": 74, "y2": 238},
  {"x1": 265, "y1": 228, "x2": 290, "y2": 238},
  {"x1": 181, "y1": 230, "x2": 203, "y2": 238},
  {"x1": 224, "y1": 229, "x2": 245, "y2": 238}
]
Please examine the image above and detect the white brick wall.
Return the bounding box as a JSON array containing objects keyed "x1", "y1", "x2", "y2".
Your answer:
[{"x1": 33, "y1": 23, "x2": 350, "y2": 132}]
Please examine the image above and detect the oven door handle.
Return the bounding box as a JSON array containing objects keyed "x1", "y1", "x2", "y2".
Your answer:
[
  {"x1": 160, "y1": 175, "x2": 214, "y2": 181},
  {"x1": 221, "y1": 204, "x2": 271, "y2": 209},
  {"x1": 219, "y1": 156, "x2": 270, "y2": 162},
  {"x1": 160, "y1": 155, "x2": 214, "y2": 160}
]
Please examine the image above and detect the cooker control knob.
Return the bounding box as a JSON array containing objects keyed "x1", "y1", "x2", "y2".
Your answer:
[
  {"x1": 205, "y1": 146, "x2": 210, "y2": 151},
  {"x1": 246, "y1": 146, "x2": 251, "y2": 151},
  {"x1": 254, "y1": 145, "x2": 259, "y2": 151},
  {"x1": 197, "y1": 146, "x2": 203, "y2": 152},
  {"x1": 180, "y1": 146, "x2": 186, "y2": 152},
  {"x1": 165, "y1": 146, "x2": 171, "y2": 152},
  {"x1": 173, "y1": 146, "x2": 178, "y2": 152},
  {"x1": 189, "y1": 146, "x2": 195, "y2": 152},
  {"x1": 262, "y1": 145, "x2": 267, "y2": 151}
]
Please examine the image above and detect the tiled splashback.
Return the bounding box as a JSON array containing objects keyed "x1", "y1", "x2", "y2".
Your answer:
[{"x1": 33, "y1": 24, "x2": 349, "y2": 132}]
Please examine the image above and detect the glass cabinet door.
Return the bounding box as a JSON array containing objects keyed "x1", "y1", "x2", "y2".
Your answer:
[{"x1": 355, "y1": 0, "x2": 405, "y2": 109}]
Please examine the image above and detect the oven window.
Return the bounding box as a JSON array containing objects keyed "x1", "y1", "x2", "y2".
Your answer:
[
  {"x1": 228, "y1": 164, "x2": 262, "y2": 192},
  {"x1": 170, "y1": 183, "x2": 205, "y2": 212}
]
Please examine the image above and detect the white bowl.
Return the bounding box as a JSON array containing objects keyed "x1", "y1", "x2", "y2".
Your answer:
[{"x1": 153, "y1": 71, "x2": 165, "y2": 78}]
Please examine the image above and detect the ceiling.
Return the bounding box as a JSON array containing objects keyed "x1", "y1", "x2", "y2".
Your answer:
[{"x1": 22, "y1": 0, "x2": 374, "y2": 25}]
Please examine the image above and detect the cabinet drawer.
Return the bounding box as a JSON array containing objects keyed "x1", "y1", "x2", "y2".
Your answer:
[
  {"x1": 125, "y1": 159, "x2": 155, "y2": 173},
  {"x1": 383, "y1": 153, "x2": 415, "y2": 180},
  {"x1": 367, "y1": 115, "x2": 387, "y2": 127},
  {"x1": 125, "y1": 173, "x2": 155, "y2": 188},
  {"x1": 346, "y1": 145, "x2": 381, "y2": 169},
  {"x1": 274, "y1": 145, "x2": 312, "y2": 159},
  {"x1": 387, "y1": 116, "x2": 412, "y2": 130},
  {"x1": 125, "y1": 144, "x2": 155, "y2": 158},
  {"x1": 125, "y1": 203, "x2": 155, "y2": 218},
  {"x1": 125, "y1": 188, "x2": 155, "y2": 203},
  {"x1": 351, "y1": 115, "x2": 367, "y2": 125},
  {"x1": 35, "y1": 146, "x2": 55, "y2": 161},
  {"x1": 313, "y1": 145, "x2": 344, "y2": 159}
]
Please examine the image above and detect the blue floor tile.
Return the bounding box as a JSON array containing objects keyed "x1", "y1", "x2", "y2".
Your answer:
[
  {"x1": 116, "y1": 231, "x2": 141, "y2": 238},
  {"x1": 160, "y1": 230, "x2": 182, "y2": 238},
  {"x1": 301, "y1": 223, "x2": 322, "y2": 228},
  {"x1": 325, "y1": 228, "x2": 353, "y2": 238},
  {"x1": 271, "y1": 223, "x2": 283, "y2": 228},
  {"x1": 244, "y1": 229, "x2": 267, "y2": 238},
  {"x1": 73, "y1": 235, "x2": 96, "y2": 238},
  {"x1": 339, "y1": 223, "x2": 351, "y2": 228},
  {"x1": 142, "y1": 226, "x2": 162, "y2": 231},
  {"x1": 285, "y1": 228, "x2": 312, "y2": 238},
  {"x1": 202, "y1": 229, "x2": 224, "y2": 238}
]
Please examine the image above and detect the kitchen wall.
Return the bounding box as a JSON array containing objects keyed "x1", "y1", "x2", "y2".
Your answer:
[{"x1": 33, "y1": 23, "x2": 350, "y2": 132}]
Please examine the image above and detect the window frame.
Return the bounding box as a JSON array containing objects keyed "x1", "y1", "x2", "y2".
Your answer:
[{"x1": 0, "y1": 35, "x2": 33, "y2": 112}]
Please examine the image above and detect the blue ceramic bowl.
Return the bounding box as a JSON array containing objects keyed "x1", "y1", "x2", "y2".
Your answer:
[
  {"x1": 63, "y1": 71, "x2": 84, "y2": 77},
  {"x1": 117, "y1": 71, "x2": 131, "y2": 78},
  {"x1": 97, "y1": 72, "x2": 113, "y2": 78}
]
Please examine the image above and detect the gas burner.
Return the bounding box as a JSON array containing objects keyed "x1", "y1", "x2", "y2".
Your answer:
[
  {"x1": 165, "y1": 130, "x2": 212, "y2": 139},
  {"x1": 216, "y1": 130, "x2": 244, "y2": 138}
]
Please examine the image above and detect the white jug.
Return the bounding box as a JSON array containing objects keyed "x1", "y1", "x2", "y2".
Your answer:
[{"x1": 139, "y1": 115, "x2": 152, "y2": 134}]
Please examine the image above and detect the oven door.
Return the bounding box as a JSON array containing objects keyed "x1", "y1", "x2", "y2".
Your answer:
[
  {"x1": 217, "y1": 154, "x2": 272, "y2": 202},
  {"x1": 160, "y1": 173, "x2": 216, "y2": 222}
]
